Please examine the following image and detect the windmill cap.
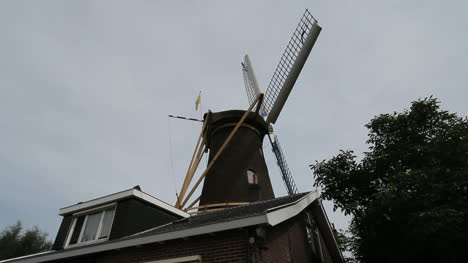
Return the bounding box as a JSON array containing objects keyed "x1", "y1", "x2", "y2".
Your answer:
[
  {"x1": 203, "y1": 110, "x2": 268, "y2": 149},
  {"x1": 204, "y1": 110, "x2": 268, "y2": 134}
]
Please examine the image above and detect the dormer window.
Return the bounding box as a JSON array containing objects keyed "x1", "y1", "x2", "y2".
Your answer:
[{"x1": 65, "y1": 205, "x2": 116, "y2": 247}]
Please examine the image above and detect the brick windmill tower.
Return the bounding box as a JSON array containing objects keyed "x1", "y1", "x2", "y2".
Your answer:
[{"x1": 175, "y1": 10, "x2": 322, "y2": 213}]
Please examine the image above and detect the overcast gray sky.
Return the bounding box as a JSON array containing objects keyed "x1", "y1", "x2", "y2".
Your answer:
[{"x1": 1, "y1": 0, "x2": 467, "y2": 240}]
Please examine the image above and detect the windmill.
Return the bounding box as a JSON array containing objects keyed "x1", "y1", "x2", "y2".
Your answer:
[{"x1": 175, "y1": 9, "x2": 321, "y2": 213}]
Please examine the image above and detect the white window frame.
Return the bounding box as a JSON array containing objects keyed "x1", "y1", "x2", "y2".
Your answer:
[
  {"x1": 143, "y1": 255, "x2": 201, "y2": 263},
  {"x1": 64, "y1": 203, "x2": 117, "y2": 248}
]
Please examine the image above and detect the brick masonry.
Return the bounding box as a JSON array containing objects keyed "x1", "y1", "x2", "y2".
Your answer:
[{"x1": 95, "y1": 229, "x2": 249, "y2": 263}]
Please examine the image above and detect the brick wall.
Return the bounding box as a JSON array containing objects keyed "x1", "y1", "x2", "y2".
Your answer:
[
  {"x1": 94, "y1": 229, "x2": 249, "y2": 263},
  {"x1": 255, "y1": 213, "x2": 335, "y2": 263},
  {"x1": 255, "y1": 217, "x2": 312, "y2": 263}
]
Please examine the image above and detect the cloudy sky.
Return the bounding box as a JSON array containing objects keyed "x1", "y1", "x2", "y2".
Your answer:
[{"x1": 1, "y1": 0, "x2": 467, "y2": 240}]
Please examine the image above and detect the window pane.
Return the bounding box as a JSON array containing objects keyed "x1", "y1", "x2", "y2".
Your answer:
[
  {"x1": 81, "y1": 212, "x2": 101, "y2": 242},
  {"x1": 247, "y1": 170, "x2": 256, "y2": 184},
  {"x1": 99, "y1": 208, "x2": 115, "y2": 239},
  {"x1": 69, "y1": 216, "x2": 85, "y2": 245}
]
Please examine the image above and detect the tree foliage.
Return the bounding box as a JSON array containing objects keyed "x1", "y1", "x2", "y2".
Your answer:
[
  {"x1": 334, "y1": 229, "x2": 358, "y2": 263},
  {"x1": 0, "y1": 221, "x2": 52, "y2": 260},
  {"x1": 311, "y1": 98, "x2": 468, "y2": 262}
]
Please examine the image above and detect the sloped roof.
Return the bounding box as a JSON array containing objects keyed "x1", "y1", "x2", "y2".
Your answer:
[
  {"x1": 1, "y1": 191, "x2": 338, "y2": 263},
  {"x1": 132, "y1": 192, "x2": 309, "y2": 238}
]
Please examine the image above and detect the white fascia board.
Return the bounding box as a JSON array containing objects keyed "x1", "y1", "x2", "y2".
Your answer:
[
  {"x1": 133, "y1": 190, "x2": 189, "y2": 218},
  {"x1": 59, "y1": 189, "x2": 189, "y2": 218},
  {"x1": 0, "y1": 252, "x2": 52, "y2": 263},
  {"x1": 266, "y1": 190, "x2": 320, "y2": 226},
  {"x1": 5, "y1": 215, "x2": 267, "y2": 263},
  {"x1": 59, "y1": 189, "x2": 134, "y2": 215}
]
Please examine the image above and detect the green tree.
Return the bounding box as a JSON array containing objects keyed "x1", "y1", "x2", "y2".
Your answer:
[
  {"x1": 335, "y1": 229, "x2": 357, "y2": 263},
  {"x1": 311, "y1": 98, "x2": 468, "y2": 263},
  {"x1": 0, "y1": 221, "x2": 52, "y2": 260}
]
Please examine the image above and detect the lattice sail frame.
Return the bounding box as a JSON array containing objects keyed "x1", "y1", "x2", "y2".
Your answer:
[
  {"x1": 262, "y1": 9, "x2": 317, "y2": 119},
  {"x1": 268, "y1": 132, "x2": 299, "y2": 195},
  {"x1": 242, "y1": 63, "x2": 258, "y2": 110}
]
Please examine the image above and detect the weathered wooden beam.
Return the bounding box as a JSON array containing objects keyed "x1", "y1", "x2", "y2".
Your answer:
[
  {"x1": 185, "y1": 202, "x2": 249, "y2": 211},
  {"x1": 176, "y1": 116, "x2": 209, "y2": 208},
  {"x1": 186, "y1": 196, "x2": 201, "y2": 211}
]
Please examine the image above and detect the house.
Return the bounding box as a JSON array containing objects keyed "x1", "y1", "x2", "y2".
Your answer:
[{"x1": 0, "y1": 186, "x2": 343, "y2": 263}]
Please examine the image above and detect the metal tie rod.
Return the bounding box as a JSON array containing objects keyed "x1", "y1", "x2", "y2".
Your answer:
[{"x1": 168, "y1": 115, "x2": 203, "y2": 122}]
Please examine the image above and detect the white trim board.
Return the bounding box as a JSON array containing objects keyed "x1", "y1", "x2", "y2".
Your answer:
[
  {"x1": 59, "y1": 188, "x2": 189, "y2": 218},
  {"x1": 267, "y1": 190, "x2": 320, "y2": 226}
]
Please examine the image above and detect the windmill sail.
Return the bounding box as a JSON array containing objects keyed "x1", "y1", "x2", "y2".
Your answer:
[
  {"x1": 268, "y1": 129, "x2": 299, "y2": 195},
  {"x1": 242, "y1": 55, "x2": 266, "y2": 116},
  {"x1": 263, "y1": 9, "x2": 321, "y2": 124},
  {"x1": 242, "y1": 59, "x2": 298, "y2": 195},
  {"x1": 241, "y1": 9, "x2": 321, "y2": 196},
  {"x1": 242, "y1": 59, "x2": 258, "y2": 105}
]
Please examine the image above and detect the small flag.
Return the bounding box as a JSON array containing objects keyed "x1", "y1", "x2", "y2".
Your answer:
[{"x1": 195, "y1": 91, "x2": 201, "y2": 111}]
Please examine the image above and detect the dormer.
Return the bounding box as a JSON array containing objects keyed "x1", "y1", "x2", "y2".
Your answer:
[{"x1": 52, "y1": 186, "x2": 188, "y2": 250}]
